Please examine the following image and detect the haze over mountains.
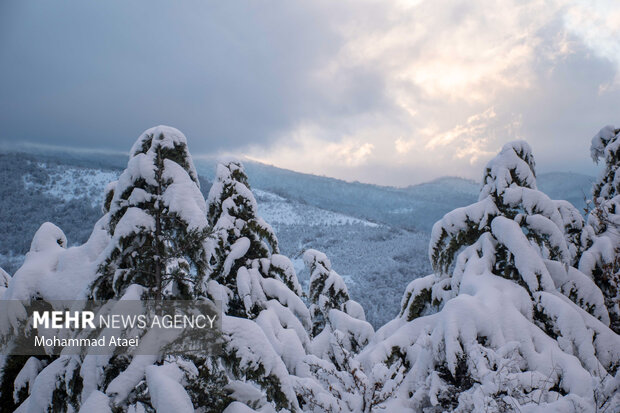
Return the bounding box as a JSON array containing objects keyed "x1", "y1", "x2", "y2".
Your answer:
[{"x1": 0, "y1": 147, "x2": 595, "y2": 327}]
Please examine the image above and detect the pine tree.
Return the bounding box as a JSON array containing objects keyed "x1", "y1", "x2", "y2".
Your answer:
[
  {"x1": 580, "y1": 125, "x2": 620, "y2": 334},
  {"x1": 91, "y1": 125, "x2": 209, "y2": 300},
  {"x1": 2, "y1": 127, "x2": 215, "y2": 413},
  {"x1": 422, "y1": 141, "x2": 609, "y2": 322},
  {"x1": 304, "y1": 249, "x2": 372, "y2": 355},
  {"x1": 201, "y1": 159, "x2": 314, "y2": 412},
  {"x1": 204, "y1": 159, "x2": 280, "y2": 316},
  {"x1": 301, "y1": 249, "x2": 377, "y2": 413},
  {"x1": 365, "y1": 141, "x2": 619, "y2": 412},
  {"x1": 85, "y1": 126, "x2": 214, "y2": 412}
]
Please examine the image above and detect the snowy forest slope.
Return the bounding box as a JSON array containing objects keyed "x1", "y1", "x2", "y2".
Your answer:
[{"x1": 0, "y1": 149, "x2": 594, "y2": 327}]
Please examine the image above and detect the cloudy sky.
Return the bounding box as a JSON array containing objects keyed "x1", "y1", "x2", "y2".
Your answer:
[{"x1": 1, "y1": 0, "x2": 619, "y2": 186}]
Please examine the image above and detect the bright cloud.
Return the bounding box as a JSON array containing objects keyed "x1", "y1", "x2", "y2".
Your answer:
[{"x1": 246, "y1": 0, "x2": 620, "y2": 185}]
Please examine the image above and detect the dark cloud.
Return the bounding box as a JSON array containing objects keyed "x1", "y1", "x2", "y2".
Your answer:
[
  {"x1": 0, "y1": 0, "x2": 387, "y2": 152},
  {"x1": 0, "y1": 0, "x2": 618, "y2": 186}
]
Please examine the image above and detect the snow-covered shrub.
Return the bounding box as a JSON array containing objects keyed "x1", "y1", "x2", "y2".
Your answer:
[
  {"x1": 579, "y1": 125, "x2": 620, "y2": 334},
  {"x1": 363, "y1": 141, "x2": 620, "y2": 412}
]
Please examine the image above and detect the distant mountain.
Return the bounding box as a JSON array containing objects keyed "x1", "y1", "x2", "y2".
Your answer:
[
  {"x1": 0, "y1": 148, "x2": 596, "y2": 327},
  {"x1": 196, "y1": 160, "x2": 480, "y2": 232}
]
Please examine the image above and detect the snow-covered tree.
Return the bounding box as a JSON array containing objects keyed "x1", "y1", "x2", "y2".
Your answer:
[
  {"x1": 304, "y1": 249, "x2": 372, "y2": 356},
  {"x1": 201, "y1": 159, "x2": 316, "y2": 412},
  {"x1": 91, "y1": 125, "x2": 209, "y2": 300},
  {"x1": 422, "y1": 141, "x2": 609, "y2": 322},
  {"x1": 204, "y1": 160, "x2": 280, "y2": 315},
  {"x1": 81, "y1": 127, "x2": 218, "y2": 412},
  {"x1": 580, "y1": 125, "x2": 620, "y2": 334},
  {"x1": 300, "y1": 249, "x2": 377, "y2": 413},
  {"x1": 591, "y1": 125, "x2": 620, "y2": 201},
  {"x1": 0, "y1": 217, "x2": 111, "y2": 411},
  {"x1": 363, "y1": 141, "x2": 619, "y2": 412},
  {"x1": 0, "y1": 127, "x2": 215, "y2": 413}
]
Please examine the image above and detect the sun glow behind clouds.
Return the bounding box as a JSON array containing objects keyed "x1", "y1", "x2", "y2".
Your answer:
[
  {"x1": 246, "y1": 0, "x2": 620, "y2": 186},
  {"x1": 1, "y1": 0, "x2": 618, "y2": 186}
]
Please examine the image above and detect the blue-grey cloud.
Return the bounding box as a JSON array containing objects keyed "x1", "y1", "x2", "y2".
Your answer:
[
  {"x1": 0, "y1": 0, "x2": 383, "y2": 150},
  {"x1": 1, "y1": 0, "x2": 619, "y2": 186}
]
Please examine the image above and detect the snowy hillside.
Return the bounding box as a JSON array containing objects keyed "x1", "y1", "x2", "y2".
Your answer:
[
  {"x1": 23, "y1": 162, "x2": 120, "y2": 207},
  {"x1": 254, "y1": 189, "x2": 378, "y2": 228},
  {"x1": 0, "y1": 149, "x2": 597, "y2": 327}
]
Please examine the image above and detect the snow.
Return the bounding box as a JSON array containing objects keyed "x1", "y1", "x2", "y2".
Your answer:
[
  {"x1": 545, "y1": 260, "x2": 609, "y2": 324},
  {"x1": 109, "y1": 207, "x2": 155, "y2": 240},
  {"x1": 79, "y1": 390, "x2": 113, "y2": 413},
  {"x1": 106, "y1": 355, "x2": 158, "y2": 405},
  {"x1": 161, "y1": 159, "x2": 208, "y2": 230},
  {"x1": 223, "y1": 237, "x2": 251, "y2": 278},
  {"x1": 479, "y1": 140, "x2": 537, "y2": 200},
  {"x1": 145, "y1": 363, "x2": 194, "y2": 413},
  {"x1": 590, "y1": 125, "x2": 617, "y2": 162},
  {"x1": 490, "y1": 216, "x2": 556, "y2": 292},
  {"x1": 362, "y1": 264, "x2": 613, "y2": 410},
  {"x1": 269, "y1": 254, "x2": 303, "y2": 296},
  {"x1": 303, "y1": 249, "x2": 331, "y2": 272},
  {"x1": 328, "y1": 309, "x2": 374, "y2": 348},
  {"x1": 343, "y1": 300, "x2": 366, "y2": 321},
  {"x1": 222, "y1": 401, "x2": 264, "y2": 413},
  {"x1": 29, "y1": 221, "x2": 67, "y2": 252},
  {"x1": 255, "y1": 301, "x2": 310, "y2": 375},
  {"x1": 24, "y1": 356, "x2": 81, "y2": 413},
  {"x1": 223, "y1": 315, "x2": 301, "y2": 411},
  {"x1": 12, "y1": 357, "x2": 43, "y2": 403},
  {"x1": 261, "y1": 277, "x2": 311, "y2": 329},
  {"x1": 429, "y1": 196, "x2": 499, "y2": 271},
  {"x1": 130, "y1": 125, "x2": 199, "y2": 183},
  {"x1": 2, "y1": 217, "x2": 109, "y2": 305}
]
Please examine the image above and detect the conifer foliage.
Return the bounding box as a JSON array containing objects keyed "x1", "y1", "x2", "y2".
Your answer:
[
  {"x1": 204, "y1": 159, "x2": 281, "y2": 314},
  {"x1": 580, "y1": 125, "x2": 620, "y2": 334},
  {"x1": 365, "y1": 141, "x2": 619, "y2": 412},
  {"x1": 202, "y1": 159, "x2": 312, "y2": 411},
  {"x1": 91, "y1": 126, "x2": 209, "y2": 300},
  {"x1": 304, "y1": 249, "x2": 373, "y2": 357}
]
